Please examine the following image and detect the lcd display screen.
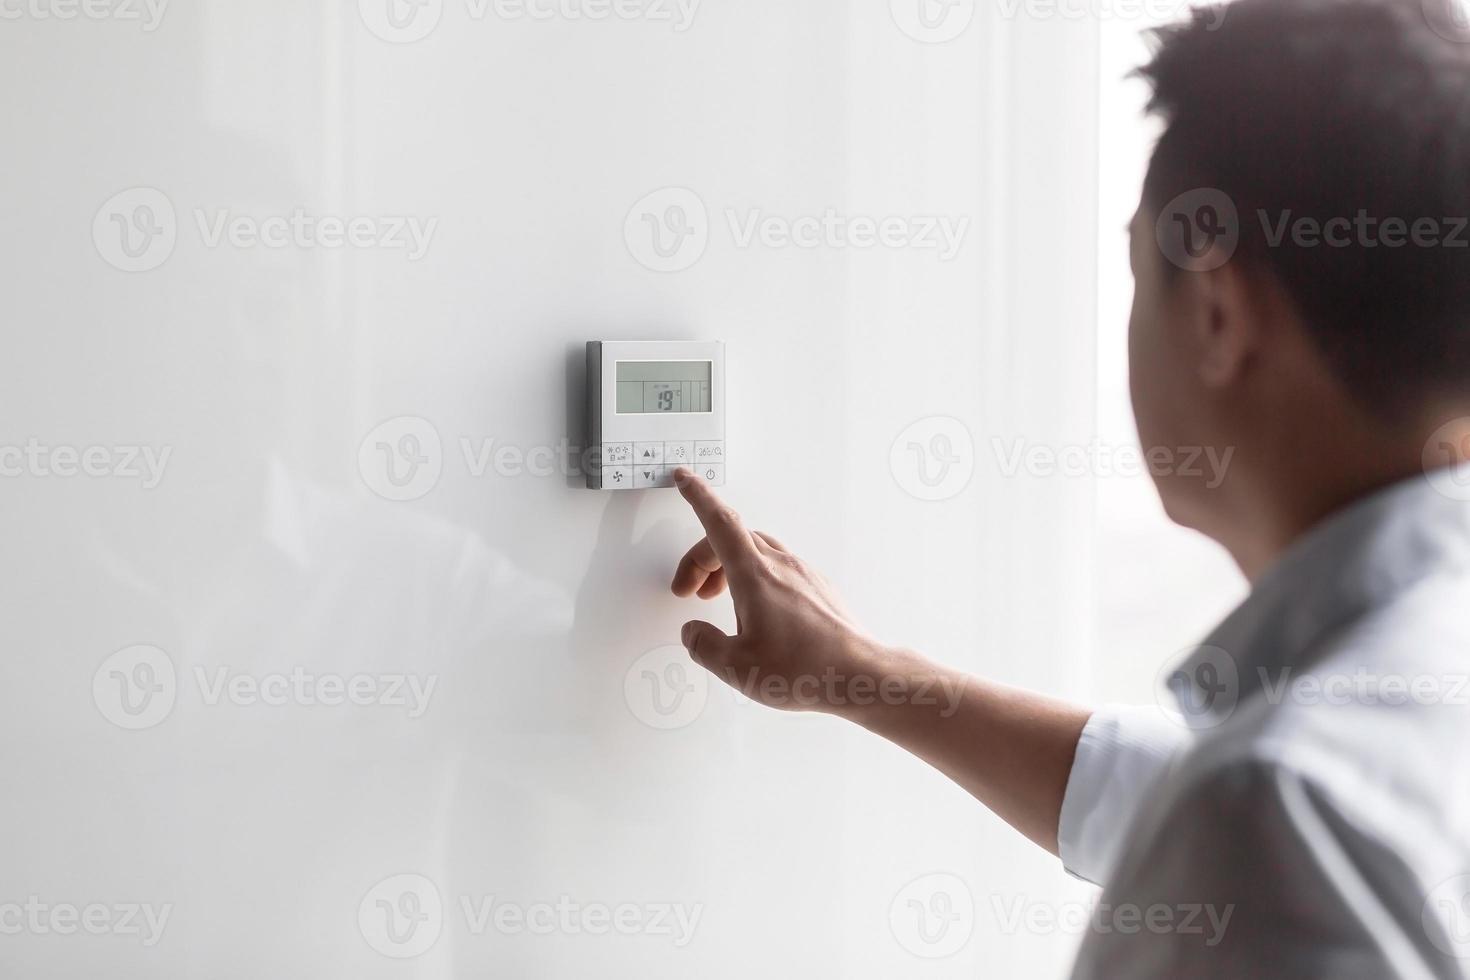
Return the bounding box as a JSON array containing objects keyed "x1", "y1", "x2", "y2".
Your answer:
[{"x1": 615, "y1": 360, "x2": 713, "y2": 414}]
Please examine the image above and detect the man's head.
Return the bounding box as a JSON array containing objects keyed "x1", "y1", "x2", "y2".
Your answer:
[{"x1": 1126, "y1": 0, "x2": 1470, "y2": 570}]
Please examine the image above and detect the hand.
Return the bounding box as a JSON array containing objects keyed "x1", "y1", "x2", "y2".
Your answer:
[
  {"x1": 667, "y1": 469, "x2": 1090, "y2": 857},
  {"x1": 669, "y1": 467, "x2": 884, "y2": 716}
]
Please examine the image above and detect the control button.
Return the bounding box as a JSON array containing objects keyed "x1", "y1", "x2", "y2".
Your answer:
[
  {"x1": 603, "y1": 443, "x2": 633, "y2": 467},
  {"x1": 633, "y1": 465, "x2": 674, "y2": 489},
  {"x1": 634, "y1": 442, "x2": 664, "y2": 465},
  {"x1": 664, "y1": 441, "x2": 694, "y2": 467},
  {"x1": 694, "y1": 441, "x2": 725, "y2": 463},
  {"x1": 696, "y1": 463, "x2": 724, "y2": 486},
  {"x1": 604, "y1": 466, "x2": 633, "y2": 489}
]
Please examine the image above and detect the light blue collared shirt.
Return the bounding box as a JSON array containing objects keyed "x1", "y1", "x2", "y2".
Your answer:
[{"x1": 1060, "y1": 470, "x2": 1470, "y2": 978}]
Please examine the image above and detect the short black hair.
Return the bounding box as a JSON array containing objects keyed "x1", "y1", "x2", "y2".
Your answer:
[{"x1": 1138, "y1": 0, "x2": 1470, "y2": 421}]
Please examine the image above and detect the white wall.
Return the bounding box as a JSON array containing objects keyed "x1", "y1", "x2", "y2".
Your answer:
[{"x1": 1, "y1": 2, "x2": 1100, "y2": 976}]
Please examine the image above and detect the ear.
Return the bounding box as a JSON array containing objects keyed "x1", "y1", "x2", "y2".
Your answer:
[{"x1": 1181, "y1": 260, "x2": 1264, "y2": 389}]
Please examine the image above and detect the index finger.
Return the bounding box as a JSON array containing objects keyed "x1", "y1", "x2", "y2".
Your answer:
[{"x1": 672, "y1": 467, "x2": 762, "y2": 580}]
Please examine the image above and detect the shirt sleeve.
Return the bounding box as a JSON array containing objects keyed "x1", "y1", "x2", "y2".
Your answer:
[{"x1": 1058, "y1": 703, "x2": 1191, "y2": 885}]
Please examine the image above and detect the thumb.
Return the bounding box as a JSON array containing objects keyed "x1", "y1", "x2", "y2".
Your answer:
[{"x1": 681, "y1": 620, "x2": 733, "y2": 664}]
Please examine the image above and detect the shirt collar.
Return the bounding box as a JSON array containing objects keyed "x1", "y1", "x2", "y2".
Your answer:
[{"x1": 1170, "y1": 466, "x2": 1470, "y2": 727}]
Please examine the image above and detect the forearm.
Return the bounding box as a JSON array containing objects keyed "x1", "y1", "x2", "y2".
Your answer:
[
  {"x1": 841, "y1": 642, "x2": 1091, "y2": 856},
  {"x1": 665, "y1": 472, "x2": 1092, "y2": 856}
]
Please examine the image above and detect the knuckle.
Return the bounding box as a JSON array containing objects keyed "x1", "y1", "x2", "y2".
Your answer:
[
  {"x1": 713, "y1": 505, "x2": 742, "y2": 527},
  {"x1": 770, "y1": 552, "x2": 805, "y2": 575}
]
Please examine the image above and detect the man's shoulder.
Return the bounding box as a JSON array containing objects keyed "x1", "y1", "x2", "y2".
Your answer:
[
  {"x1": 1174, "y1": 581, "x2": 1470, "y2": 887},
  {"x1": 1254, "y1": 571, "x2": 1470, "y2": 764}
]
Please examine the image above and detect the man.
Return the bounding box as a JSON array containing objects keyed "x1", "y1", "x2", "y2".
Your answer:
[{"x1": 666, "y1": 0, "x2": 1470, "y2": 975}]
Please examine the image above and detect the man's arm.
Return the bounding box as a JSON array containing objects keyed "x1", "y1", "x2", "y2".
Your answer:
[{"x1": 668, "y1": 468, "x2": 1091, "y2": 856}]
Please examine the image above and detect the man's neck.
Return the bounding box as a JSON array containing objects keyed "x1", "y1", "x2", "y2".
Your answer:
[{"x1": 1232, "y1": 407, "x2": 1470, "y2": 581}]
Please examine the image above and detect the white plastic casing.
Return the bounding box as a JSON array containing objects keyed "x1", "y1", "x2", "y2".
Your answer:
[{"x1": 587, "y1": 340, "x2": 725, "y2": 490}]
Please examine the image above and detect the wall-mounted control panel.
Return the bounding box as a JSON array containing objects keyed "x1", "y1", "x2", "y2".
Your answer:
[{"x1": 587, "y1": 340, "x2": 725, "y2": 490}]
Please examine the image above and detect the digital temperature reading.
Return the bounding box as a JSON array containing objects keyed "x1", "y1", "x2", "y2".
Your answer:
[{"x1": 616, "y1": 360, "x2": 713, "y2": 414}]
